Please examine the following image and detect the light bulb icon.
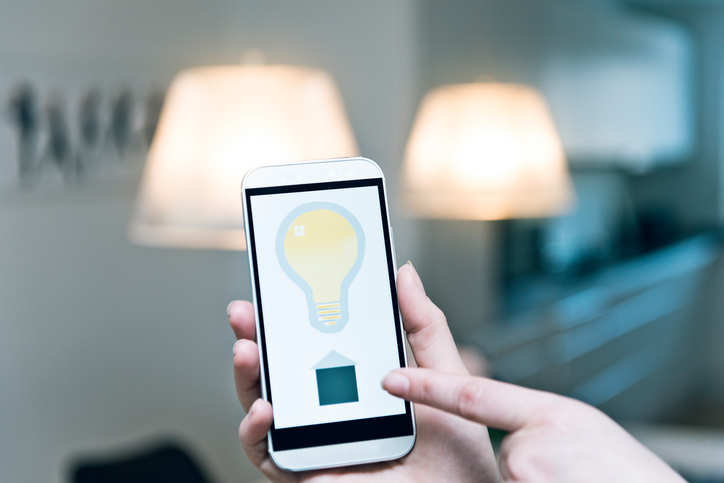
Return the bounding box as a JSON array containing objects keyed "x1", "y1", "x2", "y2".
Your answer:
[{"x1": 276, "y1": 202, "x2": 365, "y2": 333}]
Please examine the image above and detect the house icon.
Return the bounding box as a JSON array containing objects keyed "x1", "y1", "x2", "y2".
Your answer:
[{"x1": 312, "y1": 350, "x2": 359, "y2": 406}]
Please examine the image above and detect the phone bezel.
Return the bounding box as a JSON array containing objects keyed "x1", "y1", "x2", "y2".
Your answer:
[{"x1": 241, "y1": 157, "x2": 416, "y2": 471}]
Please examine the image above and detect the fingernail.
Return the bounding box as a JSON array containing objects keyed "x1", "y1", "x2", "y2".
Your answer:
[
  {"x1": 382, "y1": 372, "x2": 410, "y2": 395},
  {"x1": 227, "y1": 301, "x2": 235, "y2": 316},
  {"x1": 407, "y1": 261, "x2": 426, "y2": 295},
  {"x1": 233, "y1": 339, "x2": 242, "y2": 355}
]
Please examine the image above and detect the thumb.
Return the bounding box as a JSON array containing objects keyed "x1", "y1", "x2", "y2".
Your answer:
[
  {"x1": 396, "y1": 262, "x2": 467, "y2": 374},
  {"x1": 383, "y1": 367, "x2": 558, "y2": 432}
]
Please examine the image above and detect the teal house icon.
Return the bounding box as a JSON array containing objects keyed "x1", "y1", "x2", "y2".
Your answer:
[{"x1": 313, "y1": 351, "x2": 359, "y2": 406}]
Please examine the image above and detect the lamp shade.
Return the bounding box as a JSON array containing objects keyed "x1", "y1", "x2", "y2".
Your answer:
[
  {"x1": 401, "y1": 83, "x2": 574, "y2": 220},
  {"x1": 129, "y1": 65, "x2": 358, "y2": 250}
]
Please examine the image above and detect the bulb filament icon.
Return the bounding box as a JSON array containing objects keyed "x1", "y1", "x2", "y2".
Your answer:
[{"x1": 276, "y1": 202, "x2": 365, "y2": 333}]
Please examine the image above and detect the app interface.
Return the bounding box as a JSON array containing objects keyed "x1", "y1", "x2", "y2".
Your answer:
[{"x1": 249, "y1": 183, "x2": 406, "y2": 430}]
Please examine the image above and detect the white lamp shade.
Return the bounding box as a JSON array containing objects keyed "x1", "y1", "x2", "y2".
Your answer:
[
  {"x1": 129, "y1": 65, "x2": 358, "y2": 250},
  {"x1": 401, "y1": 83, "x2": 574, "y2": 220}
]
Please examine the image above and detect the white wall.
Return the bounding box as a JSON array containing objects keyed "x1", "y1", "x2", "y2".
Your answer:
[
  {"x1": 0, "y1": 1, "x2": 420, "y2": 482},
  {"x1": 0, "y1": 189, "x2": 252, "y2": 482}
]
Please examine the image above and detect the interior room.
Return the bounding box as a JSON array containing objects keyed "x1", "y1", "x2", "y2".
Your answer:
[{"x1": 3, "y1": 0, "x2": 724, "y2": 481}]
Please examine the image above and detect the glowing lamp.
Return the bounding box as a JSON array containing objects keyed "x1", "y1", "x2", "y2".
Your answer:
[
  {"x1": 401, "y1": 83, "x2": 574, "y2": 220},
  {"x1": 129, "y1": 64, "x2": 358, "y2": 250}
]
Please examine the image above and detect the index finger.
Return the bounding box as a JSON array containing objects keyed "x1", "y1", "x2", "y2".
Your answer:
[{"x1": 383, "y1": 367, "x2": 557, "y2": 432}]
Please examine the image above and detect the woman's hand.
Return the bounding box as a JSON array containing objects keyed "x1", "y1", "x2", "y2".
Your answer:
[
  {"x1": 229, "y1": 262, "x2": 500, "y2": 482},
  {"x1": 383, "y1": 368, "x2": 685, "y2": 482}
]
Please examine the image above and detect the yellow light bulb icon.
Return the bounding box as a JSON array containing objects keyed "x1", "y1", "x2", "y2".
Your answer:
[{"x1": 276, "y1": 202, "x2": 365, "y2": 333}]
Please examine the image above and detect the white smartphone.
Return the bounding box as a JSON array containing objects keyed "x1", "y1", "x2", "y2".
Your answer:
[{"x1": 241, "y1": 157, "x2": 416, "y2": 471}]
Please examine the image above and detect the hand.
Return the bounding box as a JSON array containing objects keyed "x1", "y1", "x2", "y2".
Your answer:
[
  {"x1": 383, "y1": 369, "x2": 685, "y2": 482},
  {"x1": 228, "y1": 262, "x2": 500, "y2": 482}
]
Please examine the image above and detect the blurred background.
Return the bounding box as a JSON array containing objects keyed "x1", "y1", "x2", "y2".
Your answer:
[{"x1": 2, "y1": 0, "x2": 724, "y2": 481}]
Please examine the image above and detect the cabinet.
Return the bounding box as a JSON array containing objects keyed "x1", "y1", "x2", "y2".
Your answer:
[{"x1": 471, "y1": 235, "x2": 718, "y2": 421}]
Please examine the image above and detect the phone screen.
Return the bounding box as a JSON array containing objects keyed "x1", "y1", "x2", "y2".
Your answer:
[{"x1": 245, "y1": 178, "x2": 413, "y2": 451}]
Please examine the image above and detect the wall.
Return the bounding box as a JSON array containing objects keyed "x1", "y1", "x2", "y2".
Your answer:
[{"x1": 0, "y1": 1, "x2": 420, "y2": 482}]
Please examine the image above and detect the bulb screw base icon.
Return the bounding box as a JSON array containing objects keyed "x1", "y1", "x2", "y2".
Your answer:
[{"x1": 317, "y1": 302, "x2": 341, "y2": 325}]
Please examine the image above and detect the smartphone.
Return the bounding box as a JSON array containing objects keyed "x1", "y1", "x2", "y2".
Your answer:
[{"x1": 241, "y1": 157, "x2": 416, "y2": 471}]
